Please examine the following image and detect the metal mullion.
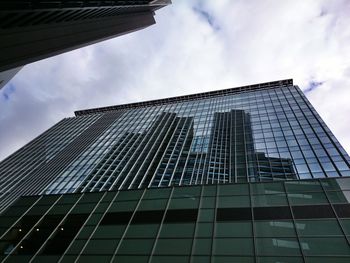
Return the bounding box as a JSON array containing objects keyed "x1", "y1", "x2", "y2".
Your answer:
[
  {"x1": 17, "y1": 111, "x2": 124, "y2": 196},
  {"x1": 109, "y1": 188, "x2": 148, "y2": 263},
  {"x1": 167, "y1": 118, "x2": 195, "y2": 187},
  {"x1": 138, "y1": 103, "x2": 185, "y2": 188},
  {"x1": 2, "y1": 194, "x2": 67, "y2": 261},
  {"x1": 223, "y1": 100, "x2": 229, "y2": 183},
  {"x1": 200, "y1": 96, "x2": 219, "y2": 185},
  {"x1": 0, "y1": 118, "x2": 72, "y2": 185},
  {"x1": 31, "y1": 192, "x2": 106, "y2": 262},
  {"x1": 163, "y1": 101, "x2": 197, "y2": 187},
  {"x1": 272, "y1": 89, "x2": 301, "y2": 180},
  {"x1": 320, "y1": 179, "x2": 350, "y2": 246},
  {"x1": 0, "y1": 195, "x2": 44, "y2": 240},
  {"x1": 101, "y1": 107, "x2": 160, "y2": 191},
  {"x1": 218, "y1": 97, "x2": 227, "y2": 184},
  {"x1": 147, "y1": 187, "x2": 175, "y2": 263},
  {"x1": 57, "y1": 110, "x2": 127, "y2": 193},
  {"x1": 105, "y1": 106, "x2": 163, "y2": 191},
  {"x1": 208, "y1": 111, "x2": 219, "y2": 184},
  {"x1": 283, "y1": 181, "x2": 307, "y2": 262},
  {"x1": 130, "y1": 102, "x2": 183, "y2": 189},
  {"x1": 293, "y1": 87, "x2": 350, "y2": 174},
  {"x1": 87, "y1": 108, "x2": 149, "y2": 192},
  {"x1": 44, "y1": 115, "x2": 106, "y2": 194},
  {"x1": 152, "y1": 101, "x2": 192, "y2": 187},
  {"x1": 183, "y1": 99, "x2": 209, "y2": 185},
  {"x1": 189, "y1": 100, "x2": 211, "y2": 185},
  {"x1": 211, "y1": 102, "x2": 223, "y2": 184},
  {"x1": 111, "y1": 104, "x2": 173, "y2": 190},
  {"x1": 12, "y1": 115, "x2": 100, "y2": 196},
  {"x1": 209, "y1": 184, "x2": 218, "y2": 262}
]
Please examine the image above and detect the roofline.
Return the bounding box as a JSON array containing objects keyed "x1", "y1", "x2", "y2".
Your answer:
[{"x1": 75, "y1": 78, "x2": 293, "y2": 116}]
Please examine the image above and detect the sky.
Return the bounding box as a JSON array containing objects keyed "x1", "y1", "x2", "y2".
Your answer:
[{"x1": 0, "y1": 0, "x2": 350, "y2": 161}]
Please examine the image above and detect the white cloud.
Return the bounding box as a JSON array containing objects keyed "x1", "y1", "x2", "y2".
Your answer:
[{"x1": 0, "y1": 0, "x2": 350, "y2": 161}]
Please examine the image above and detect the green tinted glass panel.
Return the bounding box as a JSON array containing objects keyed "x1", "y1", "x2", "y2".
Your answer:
[
  {"x1": 112, "y1": 255, "x2": 149, "y2": 263},
  {"x1": 154, "y1": 239, "x2": 192, "y2": 255},
  {"x1": 305, "y1": 257, "x2": 350, "y2": 263},
  {"x1": 252, "y1": 194, "x2": 288, "y2": 207},
  {"x1": 192, "y1": 256, "x2": 211, "y2": 263},
  {"x1": 296, "y1": 219, "x2": 343, "y2": 236},
  {"x1": 14, "y1": 196, "x2": 40, "y2": 206},
  {"x1": 288, "y1": 192, "x2": 328, "y2": 205},
  {"x1": 2, "y1": 206, "x2": 28, "y2": 217},
  {"x1": 340, "y1": 219, "x2": 350, "y2": 235},
  {"x1": 36, "y1": 195, "x2": 60, "y2": 206},
  {"x1": 218, "y1": 184, "x2": 249, "y2": 196},
  {"x1": 159, "y1": 223, "x2": 195, "y2": 238},
  {"x1": 109, "y1": 201, "x2": 138, "y2": 212},
  {"x1": 256, "y1": 238, "x2": 301, "y2": 255},
  {"x1": 138, "y1": 199, "x2": 167, "y2": 210},
  {"x1": 48, "y1": 204, "x2": 72, "y2": 215},
  {"x1": 173, "y1": 186, "x2": 201, "y2": 198},
  {"x1": 125, "y1": 224, "x2": 159, "y2": 238},
  {"x1": 301, "y1": 237, "x2": 350, "y2": 255},
  {"x1": 168, "y1": 197, "x2": 199, "y2": 209},
  {"x1": 76, "y1": 226, "x2": 95, "y2": 239},
  {"x1": 85, "y1": 213, "x2": 103, "y2": 225},
  {"x1": 255, "y1": 221, "x2": 296, "y2": 237},
  {"x1": 27, "y1": 205, "x2": 52, "y2": 215},
  {"x1": 79, "y1": 192, "x2": 104, "y2": 203},
  {"x1": 94, "y1": 202, "x2": 110, "y2": 213},
  {"x1": 66, "y1": 239, "x2": 87, "y2": 254},
  {"x1": 212, "y1": 257, "x2": 254, "y2": 263},
  {"x1": 56, "y1": 195, "x2": 80, "y2": 205},
  {"x1": 285, "y1": 181, "x2": 323, "y2": 193},
  {"x1": 202, "y1": 185, "x2": 216, "y2": 196},
  {"x1": 192, "y1": 238, "x2": 211, "y2": 255},
  {"x1": 117, "y1": 239, "x2": 154, "y2": 255},
  {"x1": 196, "y1": 223, "x2": 213, "y2": 237},
  {"x1": 213, "y1": 238, "x2": 253, "y2": 255},
  {"x1": 150, "y1": 256, "x2": 190, "y2": 263},
  {"x1": 116, "y1": 190, "x2": 143, "y2": 201},
  {"x1": 198, "y1": 209, "x2": 215, "y2": 222},
  {"x1": 82, "y1": 239, "x2": 117, "y2": 255},
  {"x1": 321, "y1": 178, "x2": 350, "y2": 191},
  {"x1": 92, "y1": 225, "x2": 126, "y2": 239},
  {"x1": 216, "y1": 222, "x2": 252, "y2": 237},
  {"x1": 257, "y1": 257, "x2": 303, "y2": 263},
  {"x1": 143, "y1": 188, "x2": 171, "y2": 199},
  {"x1": 326, "y1": 191, "x2": 350, "y2": 203},
  {"x1": 201, "y1": 197, "x2": 216, "y2": 208},
  {"x1": 102, "y1": 191, "x2": 117, "y2": 202},
  {"x1": 77, "y1": 255, "x2": 111, "y2": 263},
  {"x1": 71, "y1": 203, "x2": 96, "y2": 214},
  {"x1": 217, "y1": 195, "x2": 250, "y2": 208},
  {"x1": 251, "y1": 182, "x2": 285, "y2": 195}
]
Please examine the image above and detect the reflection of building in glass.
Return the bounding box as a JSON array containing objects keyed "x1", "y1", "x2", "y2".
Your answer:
[{"x1": 1, "y1": 79, "x2": 350, "y2": 261}]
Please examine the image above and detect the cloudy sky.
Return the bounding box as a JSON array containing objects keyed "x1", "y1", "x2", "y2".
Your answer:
[{"x1": 1, "y1": 0, "x2": 350, "y2": 161}]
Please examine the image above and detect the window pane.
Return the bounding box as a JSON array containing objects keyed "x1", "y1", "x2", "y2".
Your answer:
[
  {"x1": 217, "y1": 196, "x2": 250, "y2": 208},
  {"x1": 256, "y1": 238, "x2": 301, "y2": 255},
  {"x1": 213, "y1": 238, "x2": 253, "y2": 255},
  {"x1": 153, "y1": 239, "x2": 192, "y2": 255},
  {"x1": 216, "y1": 222, "x2": 252, "y2": 237},
  {"x1": 288, "y1": 192, "x2": 328, "y2": 205},
  {"x1": 301, "y1": 237, "x2": 350, "y2": 255},
  {"x1": 296, "y1": 219, "x2": 343, "y2": 236},
  {"x1": 255, "y1": 221, "x2": 296, "y2": 237},
  {"x1": 252, "y1": 194, "x2": 288, "y2": 207}
]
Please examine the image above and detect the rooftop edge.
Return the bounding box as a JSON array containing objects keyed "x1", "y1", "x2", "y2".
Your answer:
[{"x1": 75, "y1": 78, "x2": 293, "y2": 116}]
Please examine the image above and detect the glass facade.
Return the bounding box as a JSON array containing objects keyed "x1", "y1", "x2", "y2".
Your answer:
[
  {"x1": 0, "y1": 79, "x2": 350, "y2": 212},
  {"x1": 1, "y1": 79, "x2": 350, "y2": 261},
  {"x1": 0, "y1": 178, "x2": 350, "y2": 262}
]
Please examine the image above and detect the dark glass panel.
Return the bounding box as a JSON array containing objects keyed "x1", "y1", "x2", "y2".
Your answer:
[
  {"x1": 216, "y1": 208, "x2": 252, "y2": 221},
  {"x1": 164, "y1": 209, "x2": 198, "y2": 223},
  {"x1": 100, "y1": 212, "x2": 133, "y2": 225},
  {"x1": 292, "y1": 205, "x2": 335, "y2": 219},
  {"x1": 131, "y1": 210, "x2": 164, "y2": 224},
  {"x1": 254, "y1": 207, "x2": 292, "y2": 220}
]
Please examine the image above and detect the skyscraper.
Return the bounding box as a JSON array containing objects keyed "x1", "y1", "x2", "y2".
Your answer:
[
  {"x1": 0, "y1": 0, "x2": 171, "y2": 79},
  {"x1": 1, "y1": 79, "x2": 350, "y2": 262}
]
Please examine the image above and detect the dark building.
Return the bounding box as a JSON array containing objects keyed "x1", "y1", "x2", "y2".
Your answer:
[
  {"x1": 0, "y1": 0, "x2": 170, "y2": 72},
  {"x1": 1, "y1": 79, "x2": 350, "y2": 262}
]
